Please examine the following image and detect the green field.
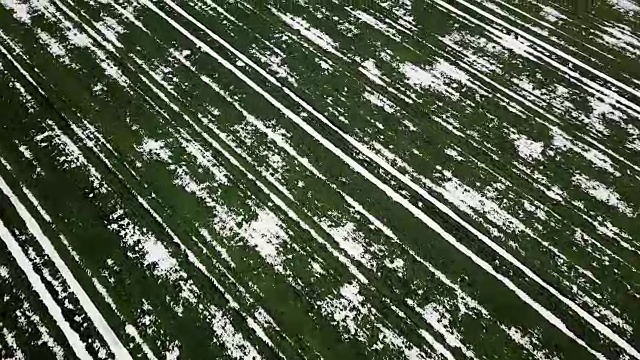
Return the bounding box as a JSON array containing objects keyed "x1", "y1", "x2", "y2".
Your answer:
[{"x1": 0, "y1": 0, "x2": 639, "y2": 358}]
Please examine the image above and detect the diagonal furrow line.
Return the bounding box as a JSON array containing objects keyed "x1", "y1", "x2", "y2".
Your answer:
[
  {"x1": 20, "y1": 178, "x2": 159, "y2": 360},
  {"x1": 173, "y1": 0, "x2": 640, "y2": 179},
  {"x1": 196, "y1": 0, "x2": 640, "y2": 273},
  {"x1": 141, "y1": 0, "x2": 637, "y2": 357},
  {"x1": 432, "y1": 0, "x2": 640, "y2": 116},
  {"x1": 20, "y1": 3, "x2": 383, "y2": 352},
  {"x1": 0, "y1": 214, "x2": 92, "y2": 360},
  {"x1": 132, "y1": 71, "x2": 451, "y2": 356},
  {"x1": 3, "y1": 0, "x2": 638, "y2": 357},
  {"x1": 443, "y1": 0, "x2": 640, "y2": 102},
  {"x1": 0, "y1": 44, "x2": 157, "y2": 357},
  {"x1": 71, "y1": 111, "x2": 280, "y2": 358},
  {"x1": 357, "y1": 5, "x2": 640, "y2": 204},
  {"x1": 326, "y1": 1, "x2": 640, "y2": 189},
  {"x1": 1, "y1": 18, "x2": 274, "y2": 356},
  {"x1": 135, "y1": 43, "x2": 473, "y2": 357},
  {"x1": 488, "y1": 0, "x2": 618, "y2": 62},
  {"x1": 352, "y1": 4, "x2": 640, "y2": 175},
  {"x1": 17, "y1": 162, "x2": 159, "y2": 359},
  {"x1": 53, "y1": 1, "x2": 403, "y2": 350},
  {"x1": 0, "y1": 40, "x2": 134, "y2": 360},
  {"x1": 1, "y1": 34, "x2": 274, "y2": 355},
  {"x1": 112, "y1": 12, "x2": 461, "y2": 354}
]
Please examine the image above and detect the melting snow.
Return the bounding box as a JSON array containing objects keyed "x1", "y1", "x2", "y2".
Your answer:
[
  {"x1": 108, "y1": 210, "x2": 180, "y2": 277},
  {"x1": 539, "y1": 5, "x2": 566, "y2": 22},
  {"x1": 310, "y1": 260, "x2": 326, "y2": 276},
  {"x1": 350, "y1": 10, "x2": 400, "y2": 40},
  {"x1": 0, "y1": 265, "x2": 8, "y2": 278},
  {"x1": 96, "y1": 16, "x2": 126, "y2": 48},
  {"x1": 599, "y1": 24, "x2": 640, "y2": 56},
  {"x1": 138, "y1": 137, "x2": 172, "y2": 163},
  {"x1": 506, "y1": 327, "x2": 558, "y2": 360},
  {"x1": 35, "y1": 30, "x2": 71, "y2": 65},
  {"x1": 363, "y1": 91, "x2": 396, "y2": 113},
  {"x1": 384, "y1": 258, "x2": 405, "y2": 277},
  {"x1": 251, "y1": 48, "x2": 298, "y2": 87},
  {"x1": 165, "y1": 342, "x2": 180, "y2": 360},
  {"x1": 413, "y1": 302, "x2": 476, "y2": 359},
  {"x1": 320, "y1": 282, "x2": 366, "y2": 337},
  {"x1": 323, "y1": 222, "x2": 374, "y2": 268},
  {"x1": 433, "y1": 173, "x2": 528, "y2": 236},
  {"x1": 513, "y1": 136, "x2": 544, "y2": 161},
  {"x1": 401, "y1": 60, "x2": 469, "y2": 99},
  {"x1": 493, "y1": 33, "x2": 538, "y2": 63},
  {"x1": 239, "y1": 209, "x2": 288, "y2": 271},
  {"x1": 207, "y1": 305, "x2": 261, "y2": 360},
  {"x1": 572, "y1": 174, "x2": 634, "y2": 217},
  {"x1": 66, "y1": 28, "x2": 92, "y2": 48},
  {"x1": 1, "y1": 0, "x2": 34, "y2": 24},
  {"x1": 611, "y1": 0, "x2": 639, "y2": 12},
  {"x1": 444, "y1": 147, "x2": 464, "y2": 161},
  {"x1": 272, "y1": 9, "x2": 345, "y2": 59},
  {"x1": 360, "y1": 59, "x2": 385, "y2": 86}
]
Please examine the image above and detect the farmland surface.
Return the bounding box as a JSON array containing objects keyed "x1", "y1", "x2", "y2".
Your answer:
[{"x1": 1, "y1": 0, "x2": 640, "y2": 359}]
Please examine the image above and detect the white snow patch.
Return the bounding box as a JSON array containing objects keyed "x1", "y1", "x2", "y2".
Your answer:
[
  {"x1": 34, "y1": 121, "x2": 106, "y2": 193},
  {"x1": 506, "y1": 326, "x2": 559, "y2": 360},
  {"x1": 539, "y1": 5, "x2": 566, "y2": 22},
  {"x1": 272, "y1": 9, "x2": 345, "y2": 59},
  {"x1": 572, "y1": 174, "x2": 634, "y2": 217},
  {"x1": 2, "y1": 328, "x2": 26, "y2": 360},
  {"x1": 350, "y1": 10, "x2": 400, "y2": 40},
  {"x1": 0, "y1": 265, "x2": 9, "y2": 279},
  {"x1": 0, "y1": 219, "x2": 91, "y2": 359},
  {"x1": 310, "y1": 260, "x2": 326, "y2": 276},
  {"x1": 493, "y1": 33, "x2": 538, "y2": 63},
  {"x1": 1, "y1": 0, "x2": 35, "y2": 24},
  {"x1": 363, "y1": 91, "x2": 396, "y2": 113},
  {"x1": 316, "y1": 57, "x2": 332, "y2": 71},
  {"x1": 360, "y1": 58, "x2": 385, "y2": 86},
  {"x1": 513, "y1": 135, "x2": 544, "y2": 161},
  {"x1": 66, "y1": 28, "x2": 92, "y2": 48},
  {"x1": 178, "y1": 136, "x2": 229, "y2": 185},
  {"x1": 431, "y1": 173, "x2": 528, "y2": 236},
  {"x1": 375, "y1": 326, "x2": 431, "y2": 360},
  {"x1": 165, "y1": 342, "x2": 180, "y2": 360},
  {"x1": 599, "y1": 24, "x2": 640, "y2": 56},
  {"x1": 444, "y1": 148, "x2": 464, "y2": 161},
  {"x1": 138, "y1": 138, "x2": 172, "y2": 163},
  {"x1": 384, "y1": 258, "x2": 405, "y2": 277},
  {"x1": 108, "y1": 210, "x2": 180, "y2": 277},
  {"x1": 550, "y1": 128, "x2": 620, "y2": 176},
  {"x1": 400, "y1": 59, "x2": 469, "y2": 99},
  {"x1": 239, "y1": 209, "x2": 288, "y2": 271},
  {"x1": 589, "y1": 97, "x2": 625, "y2": 132},
  {"x1": 35, "y1": 30, "x2": 71, "y2": 65},
  {"x1": 96, "y1": 16, "x2": 126, "y2": 48},
  {"x1": 207, "y1": 305, "x2": 261, "y2": 359},
  {"x1": 251, "y1": 49, "x2": 298, "y2": 87},
  {"x1": 412, "y1": 302, "x2": 476, "y2": 359},
  {"x1": 143, "y1": 240, "x2": 179, "y2": 275},
  {"x1": 320, "y1": 282, "x2": 366, "y2": 337},
  {"x1": 322, "y1": 222, "x2": 374, "y2": 268},
  {"x1": 610, "y1": 0, "x2": 639, "y2": 12}
]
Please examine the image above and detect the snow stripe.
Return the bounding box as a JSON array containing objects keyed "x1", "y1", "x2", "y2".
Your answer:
[
  {"x1": 434, "y1": 0, "x2": 640, "y2": 114},
  {"x1": 140, "y1": 1, "x2": 618, "y2": 357},
  {"x1": 0, "y1": 215, "x2": 92, "y2": 360},
  {"x1": 0, "y1": 41, "x2": 134, "y2": 359}
]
